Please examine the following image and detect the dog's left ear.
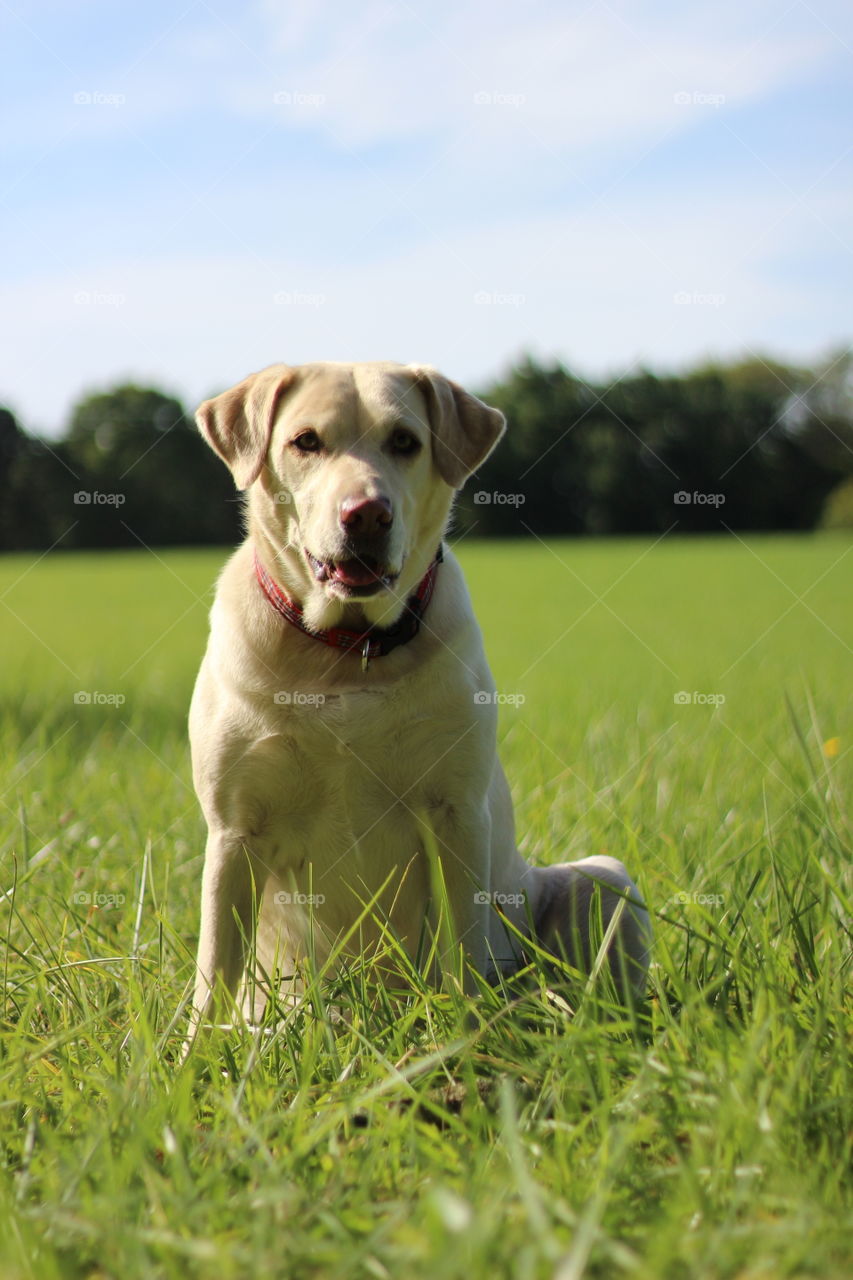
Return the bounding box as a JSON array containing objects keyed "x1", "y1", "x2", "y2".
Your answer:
[
  {"x1": 195, "y1": 364, "x2": 297, "y2": 490},
  {"x1": 409, "y1": 366, "x2": 506, "y2": 489}
]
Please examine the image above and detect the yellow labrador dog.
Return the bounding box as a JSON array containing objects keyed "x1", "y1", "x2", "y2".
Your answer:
[{"x1": 186, "y1": 361, "x2": 650, "y2": 1039}]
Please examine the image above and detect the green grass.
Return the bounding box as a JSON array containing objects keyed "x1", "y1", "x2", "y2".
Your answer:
[{"x1": 0, "y1": 534, "x2": 850, "y2": 1279}]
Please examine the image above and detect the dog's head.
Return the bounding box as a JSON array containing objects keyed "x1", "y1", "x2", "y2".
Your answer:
[{"x1": 196, "y1": 361, "x2": 505, "y2": 630}]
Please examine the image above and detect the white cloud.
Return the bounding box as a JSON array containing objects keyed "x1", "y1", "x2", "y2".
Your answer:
[
  {"x1": 0, "y1": 0, "x2": 849, "y2": 432},
  {"x1": 4, "y1": 178, "x2": 848, "y2": 433},
  {"x1": 245, "y1": 0, "x2": 830, "y2": 155}
]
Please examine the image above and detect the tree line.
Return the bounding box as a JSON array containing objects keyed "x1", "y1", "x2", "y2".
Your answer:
[{"x1": 1, "y1": 351, "x2": 851, "y2": 552}]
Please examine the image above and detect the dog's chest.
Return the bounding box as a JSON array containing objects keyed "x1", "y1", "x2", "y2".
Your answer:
[
  {"x1": 280, "y1": 685, "x2": 452, "y2": 792},
  {"x1": 252, "y1": 681, "x2": 478, "y2": 868}
]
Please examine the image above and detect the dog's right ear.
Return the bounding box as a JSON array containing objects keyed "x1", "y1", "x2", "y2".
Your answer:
[{"x1": 195, "y1": 364, "x2": 297, "y2": 490}]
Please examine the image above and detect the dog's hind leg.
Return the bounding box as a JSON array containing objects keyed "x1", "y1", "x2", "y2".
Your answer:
[{"x1": 529, "y1": 856, "x2": 652, "y2": 1000}]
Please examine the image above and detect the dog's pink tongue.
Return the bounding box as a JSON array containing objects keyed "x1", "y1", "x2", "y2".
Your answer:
[{"x1": 332, "y1": 559, "x2": 381, "y2": 586}]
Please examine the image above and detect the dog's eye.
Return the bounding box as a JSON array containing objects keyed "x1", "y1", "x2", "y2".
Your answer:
[
  {"x1": 388, "y1": 428, "x2": 421, "y2": 456},
  {"x1": 291, "y1": 430, "x2": 322, "y2": 453}
]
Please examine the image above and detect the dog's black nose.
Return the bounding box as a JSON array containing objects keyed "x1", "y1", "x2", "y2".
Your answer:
[{"x1": 339, "y1": 496, "x2": 393, "y2": 535}]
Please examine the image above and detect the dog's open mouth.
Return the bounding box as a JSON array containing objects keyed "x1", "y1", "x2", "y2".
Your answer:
[{"x1": 306, "y1": 550, "x2": 398, "y2": 597}]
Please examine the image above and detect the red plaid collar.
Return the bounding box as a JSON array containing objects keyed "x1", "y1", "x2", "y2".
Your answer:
[{"x1": 254, "y1": 545, "x2": 443, "y2": 670}]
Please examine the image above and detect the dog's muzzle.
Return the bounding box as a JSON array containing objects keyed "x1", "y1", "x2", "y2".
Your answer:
[{"x1": 305, "y1": 547, "x2": 399, "y2": 597}]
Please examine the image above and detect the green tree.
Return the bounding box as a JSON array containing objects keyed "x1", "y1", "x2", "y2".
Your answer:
[
  {"x1": 0, "y1": 409, "x2": 82, "y2": 551},
  {"x1": 65, "y1": 385, "x2": 241, "y2": 548},
  {"x1": 464, "y1": 354, "x2": 842, "y2": 537}
]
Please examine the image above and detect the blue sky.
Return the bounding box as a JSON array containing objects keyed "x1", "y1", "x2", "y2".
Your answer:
[{"x1": 1, "y1": 0, "x2": 851, "y2": 435}]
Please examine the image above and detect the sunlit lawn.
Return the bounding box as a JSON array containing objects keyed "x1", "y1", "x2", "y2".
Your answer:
[{"x1": 0, "y1": 534, "x2": 850, "y2": 1279}]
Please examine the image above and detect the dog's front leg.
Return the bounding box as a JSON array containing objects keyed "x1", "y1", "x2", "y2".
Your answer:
[
  {"x1": 185, "y1": 832, "x2": 268, "y2": 1050},
  {"x1": 422, "y1": 806, "x2": 493, "y2": 992}
]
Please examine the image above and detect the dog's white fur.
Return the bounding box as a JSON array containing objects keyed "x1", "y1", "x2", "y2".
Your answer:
[{"x1": 187, "y1": 361, "x2": 650, "y2": 1037}]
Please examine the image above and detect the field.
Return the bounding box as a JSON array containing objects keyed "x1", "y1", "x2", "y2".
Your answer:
[{"x1": 0, "y1": 535, "x2": 850, "y2": 1279}]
